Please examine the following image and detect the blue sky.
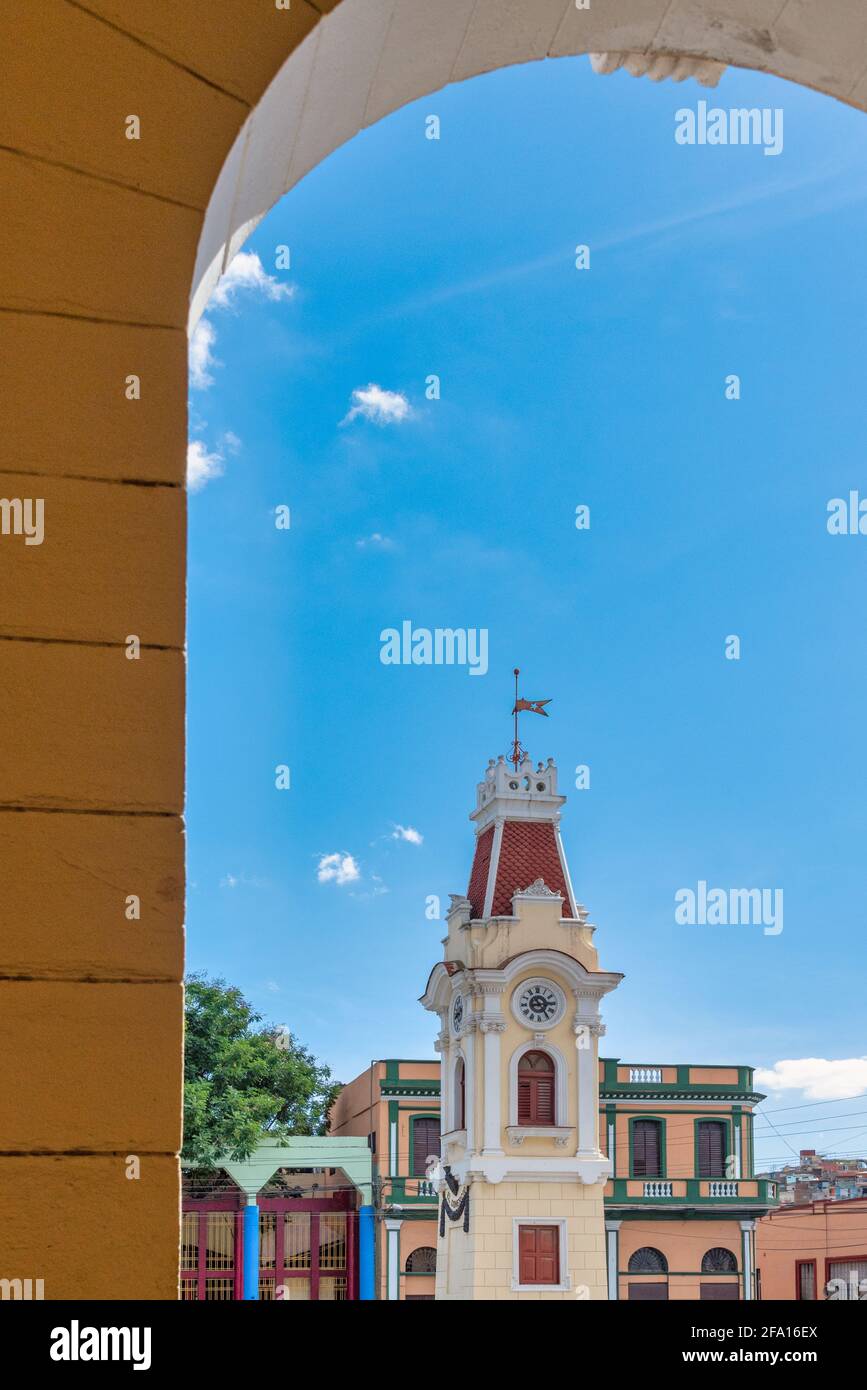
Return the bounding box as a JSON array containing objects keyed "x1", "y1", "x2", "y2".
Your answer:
[{"x1": 186, "y1": 55, "x2": 867, "y2": 1168}]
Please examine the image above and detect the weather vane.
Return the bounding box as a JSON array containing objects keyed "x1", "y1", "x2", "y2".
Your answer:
[{"x1": 510, "y1": 667, "x2": 551, "y2": 769}]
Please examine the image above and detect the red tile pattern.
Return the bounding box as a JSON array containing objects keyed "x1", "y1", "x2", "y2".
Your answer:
[
  {"x1": 490, "y1": 820, "x2": 575, "y2": 918},
  {"x1": 466, "y1": 824, "x2": 495, "y2": 918}
]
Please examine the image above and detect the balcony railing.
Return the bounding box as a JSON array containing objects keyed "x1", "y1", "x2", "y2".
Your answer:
[
  {"x1": 629, "y1": 1067, "x2": 663, "y2": 1083},
  {"x1": 643, "y1": 1181, "x2": 673, "y2": 1198},
  {"x1": 608, "y1": 1177, "x2": 780, "y2": 1206},
  {"x1": 711, "y1": 1178, "x2": 739, "y2": 1200}
]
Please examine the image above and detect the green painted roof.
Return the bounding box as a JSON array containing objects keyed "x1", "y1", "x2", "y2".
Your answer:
[{"x1": 196, "y1": 1137, "x2": 373, "y2": 1200}]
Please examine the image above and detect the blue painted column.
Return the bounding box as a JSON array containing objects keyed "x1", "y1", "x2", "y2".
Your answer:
[
  {"x1": 243, "y1": 1199, "x2": 259, "y2": 1300},
  {"x1": 359, "y1": 1205, "x2": 375, "y2": 1301}
]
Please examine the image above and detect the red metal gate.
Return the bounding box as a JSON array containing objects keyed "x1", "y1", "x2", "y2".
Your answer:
[{"x1": 181, "y1": 1190, "x2": 357, "y2": 1301}]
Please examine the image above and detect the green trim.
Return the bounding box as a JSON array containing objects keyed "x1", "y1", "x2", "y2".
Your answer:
[
  {"x1": 388, "y1": 1100, "x2": 398, "y2": 1176},
  {"x1": 605, "y1": 1176, "x2": 776, "y2": 1209},
  {"x1": 385, "y1": 1060, "x2": 400, "y2": 1082},
  {"x1": 600, "y1": 1089, "x2": 764, "y2": 1103},
  {"x1": 599, "y1": 1057, "x2": 764, "y2": 1103},
  {"x1": 628, "y1": 1115, "x2": 667, "y2": 1179},
  {"x1": 607, "y1": 1206, "x2": 773, "y2": 1220},
  {"x1": 605, "y1": 1105, "x2": 617, "y2": 1174},
  {"x1": 210, "y1": 1137, "x2": 373, "y2": 1202},
  {"x1": 380, "y1": 1081, "x2": 441, "y2": 1097},
  {"x1": 387, "y1": 1178, "x2": 437, "y2": 1207}
]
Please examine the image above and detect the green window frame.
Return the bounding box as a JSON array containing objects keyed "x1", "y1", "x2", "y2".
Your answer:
[
  {"x1": 628, "y1": 1116, "x2": 667, "y2": 1179},
  {"x1": 694, "y1": 1116, "x2": 734, "y2": 1180},
  {"x1": 409, "y1": 1112, "x2": 441, "y2": 1179}
]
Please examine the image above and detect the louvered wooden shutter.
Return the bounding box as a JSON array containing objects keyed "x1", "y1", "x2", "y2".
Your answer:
[
  {"x1": 517, "y1": 1052, "x2": 556, "y2": 1125},
  {"x1": 412, "y1": 1118, "x2": 440, "y2": 1176},
  {"x1": 633, "y1": 1120, "x2": 661, "y2": 1178},
  {"x1": 534, "y1": 1074, "x2": 555, "y2": 1125},
  {"x1": 698, "y1": 1122, "x2": 726, "y2": 1179},
  {"x1": 517, "y1": 1078, "x2": 532, "y2": 1124}
]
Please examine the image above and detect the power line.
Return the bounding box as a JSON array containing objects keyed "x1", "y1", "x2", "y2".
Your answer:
[{"x1": 755, "y1": 1091, "x2": 867, "y2": 1116}]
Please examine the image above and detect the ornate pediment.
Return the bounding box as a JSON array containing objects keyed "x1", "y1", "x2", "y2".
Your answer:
[{"x1": 515, "y1": 878, "x2": 562, "y2": 900}]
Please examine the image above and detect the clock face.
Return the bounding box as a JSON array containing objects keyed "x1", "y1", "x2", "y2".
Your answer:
[
  {"x1": 451, "y1": 994, "x2": 464, "y2": 1033},
  {"x1": 514, "y1": 979, "x2": 563, "y2": 1028}
]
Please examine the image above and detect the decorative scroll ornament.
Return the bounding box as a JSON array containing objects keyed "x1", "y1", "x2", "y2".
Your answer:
[
  {"x1": 517, "y1": 878, "x2": 560, "y2": 899},
  {"x1": 439, "y1": 1165, "x2": 470, "y2": 1235}
]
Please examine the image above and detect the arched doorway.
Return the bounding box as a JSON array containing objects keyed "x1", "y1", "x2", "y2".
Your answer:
[{"x1": 5, "y1": 0, "x2": 867, "y2": 1298}]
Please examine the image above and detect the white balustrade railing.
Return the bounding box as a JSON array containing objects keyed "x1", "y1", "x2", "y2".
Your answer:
[
  {"x1": 629, "y1": 1067, "x2": 663, "y2": 1083},
  {"x1": 708, "y1": 1181, "x2": 738, "y2": 1197},
  {"x1": 643, "y1": 1181, "x2": 673, "y2": 1198}
]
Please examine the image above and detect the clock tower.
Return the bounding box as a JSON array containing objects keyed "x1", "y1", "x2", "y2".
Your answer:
[{"x1": 421, "y1": 753, "x2": 622, "y2": 1300}]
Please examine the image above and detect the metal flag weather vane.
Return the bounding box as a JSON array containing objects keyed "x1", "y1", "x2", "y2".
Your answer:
[{"x1": 510, "y1": 667, "x2": 551, "y2": 769}]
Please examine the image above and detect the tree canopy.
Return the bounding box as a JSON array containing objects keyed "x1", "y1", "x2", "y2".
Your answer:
[{"x1": 183, "y1": 973, "x2": 341, "y2": 1167}]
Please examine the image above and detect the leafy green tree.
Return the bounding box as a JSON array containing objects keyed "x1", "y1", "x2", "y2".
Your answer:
[{"x1": 183, "y1": 973, "x2": 341, "y2": 1167}]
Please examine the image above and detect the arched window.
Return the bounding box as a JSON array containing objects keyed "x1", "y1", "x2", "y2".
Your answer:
[
  {"x1": 517, "y1": 1050, "x2": 555, "y2": 1125},
  {"x1": 405, "y1": 1246, "x2": 437, "y2": 1274},
  {"x1": 702, "y1": 1247, "x2": 738, "y2": 1273},
  {"x1": 628, "y1": 1247, "x2": 669, "y2": 1273},
  {"x1": 632, "y1": 1118, "x2": 663, "y2": 1178},
  {"x1": 453, "y1": 1056, "x2": 465, "y2": 1131}
]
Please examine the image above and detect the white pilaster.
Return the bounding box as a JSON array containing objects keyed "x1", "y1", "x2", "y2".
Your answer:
[
  {"x1": 434, "y1": 1024, "x2": 450, "y2": 1134},
  {"x1": 575, "y1": 1014, "x2": 604, "y2": 1156},
  {"x1": 385, "y1": 1218, "x2": 403, "y2": 1301},
  {"x1": 482, "y1": 817, "x2": 505, "y2": 918},
  {"x1": 480, "y1": 1019, "x2": 505, "y2": 1155},
  {"x1": 605, "y1": 1220, "x2": 621, "y2": 1301},
  {"x1": 463, "y1": 1026, "x2": 475, "y2": 1152},
  {"x1": 740, "y1": 1220, "x2": 755, "y2": 1300}
]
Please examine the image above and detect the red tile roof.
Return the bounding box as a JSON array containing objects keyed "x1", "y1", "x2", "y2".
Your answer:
[
  {"x1": 492, "y1": 820, "x2": 575, "y2": 917},
  {"x1": 466, "y1": 824, "x2": 494, "y2": 918},
  {"x1": 466, "y1": 819, "x2": 576, "y2": 919}
]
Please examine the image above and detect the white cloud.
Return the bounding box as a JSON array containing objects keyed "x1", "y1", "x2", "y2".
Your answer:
[
  {"x1": 191, "y1": 253, "x2": 292, "y2": 393},
  {"x1": 342, "y1": 383, "x2": 411, "y2": 427},
  {"x1": 187, "y1": 439, "x2": 224, "y2": 492},
  {"x1": 220, "y1": 873, "x2": 238, "y2": 889},
  {"x1": 189, "y1": 316, "x2": 218, "y2": 390},
  {"x1": 755, "y1": 1058, "x2": 867, "y2": 1101},
  {"x1": 356, "y1": 532, "x2": 395, "y2": 551},
  {"x1": 392, "y1": 824, "x2": 423, "y2": 846},
  {"x1": 317, "y1": 852, "x2": 360, "y2": 886},
  {"x1": 209, "y1": 251, "x2": 294, "y2": 310},
  {"x1": 221, "y1": 430, "x2": 242, "y2": 454}
]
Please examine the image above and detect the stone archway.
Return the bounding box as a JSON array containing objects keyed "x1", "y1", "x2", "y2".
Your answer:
[{"x1": 2, "y1": 0, "x2": 866, "y2": 1300}]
